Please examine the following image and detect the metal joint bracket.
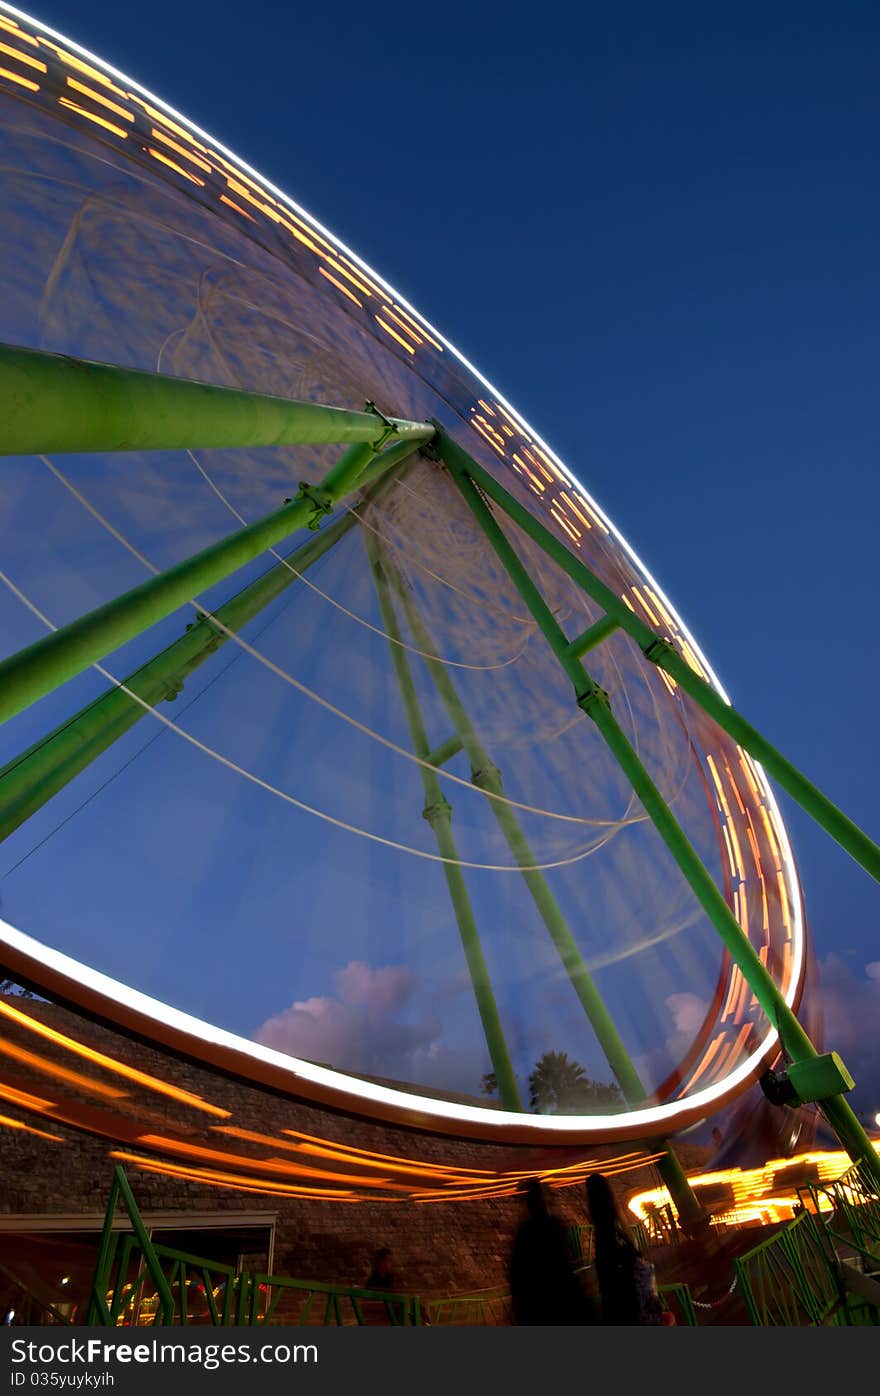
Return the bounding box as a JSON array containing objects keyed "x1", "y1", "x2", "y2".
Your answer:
[
  {"x1": 422, "y1": 796, "x2": 453, "y2": 828},
  {"x1": 364, "y1": 402, "x2": 397, "y2": 452},
  {"x1": 577, "y1": 685, "x2": 611, "y2": 719},
  {"x1": 183, "y1": 616, "x2": 224, "y2": 652},
  {"x1": 471, "y1": 762, "x2": 502, "y2": 791},
  {"x1": 642, "y1": 637, "x2": 676, "y2": 666},
  {"x1": 292, "y1": 482, "x2": 334, "y2": 530},
  {"x1": 419, "y1": 423, "x2": 444, "y2": 462}
]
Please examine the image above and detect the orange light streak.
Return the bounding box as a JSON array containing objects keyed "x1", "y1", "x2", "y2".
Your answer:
[
  {"x1": 57, "y1": 97, "x2": 127, "y2": 137},
  {"x1": 41, "y1": 41, "x2": 127, "y2": 93},
  {"x1": 384, "y1": 298, "x2": 443, "y2": 350},
  {"x1": 633, "y1": 587, "x2": 660, "y2": 626},
  {"x1": 135, "y1": 1134, "x2": 410, "y2": 1190},
  {"x1": 280, "y1": 1128, "x2": 497, "y2": 1177},
  {"x1": 0, "y1": 1080, "x2": 54, "y2": 1113},
  {"x1": 0, "y1": 1111, "x2": 64, "y2": 1142},
  {"x1": 109, "y1": 1151, "x2": 360, "y2": 1201},
  {"x1": 318, "y1": 267, "x2": 363, "y2": 307},
  {"x1": 720, "y1": 965, "x2": 744, "y2": 1023},
  {"x1": 550, "y1": 505, "x2": 580, "y2": 542},
  {"x1": 66, "y1": 76, "x2": 132, "y2": 120},
  {"x1": 645, "y1": 586, "x2": 675, "y2": 629},
  {"x1": 374, "y1": 316, "x2": 416, "y2": 354},
  {"x1": 494, "y1": 401, "x2": 530, "y2": 439},
  {"x1": 214, "y1": 1127, "x2": 464, "y2": 1181},
  {"x1": 380, "y1": 307, "x2": 422, "y2": 342},
  {"x1": 219, "y1": 194, "x2": 255, "y2": 221},
  {"x1": 738, "y1": 752, "x2": 763, "y2": 802},
  {"x1": 0, "y1": 1038, "x2": 127, "y2": 1100},
  {"x1": 149, "y1": 126, "x2": 212, "y2": 171},
  {"x1": 722, "y1": 756, "x2": 747, "y2": 817},
  {"x1": 0, "y1": 1000, "x2": 230, "y2": 1117},
  {"x1": 0, "y1": 39, "x2": 45, "y2": 71},
  {"x1": 759, "y1": 804, "x2": 782, "y2": 867},
  {"x1": 320, "y1": 256, "x2": 370, "y2": 296},
  {"x1": 0, "y1": 63, "x2": 37, "y2": 90},
  {"x1": 683, "y1": 1034, "x2": 725, "y2": 1090},
  {"x1": 0, "y1": 17, "x2": 38, "y2": 45},
  {"x1": 469, "y1": 419, "x2": 506, "y2": 457},
  {"x1": 560, "y1": 491, "x2": 593, "y2": 530},
  {"x1": 146, "y1": 146, "x2": 205, "y2": 185},
  {"x1": 135, "y1": 98, "x2": 209, "y2": 149},
  {"x1": 336, "y1": 253, "x2": 386, "y2": 296}
]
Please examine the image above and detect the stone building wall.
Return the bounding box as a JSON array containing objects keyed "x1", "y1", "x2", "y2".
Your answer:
[{"x1": 0, "y1": 996, "x2": 710, "y2": 1298}]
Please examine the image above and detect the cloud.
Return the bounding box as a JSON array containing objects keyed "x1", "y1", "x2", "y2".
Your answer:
[
  {"x1": 333, "y1": 961, "x2": 416, "y2": 1017},
  {"x1": 816, "y1": 954, "x2": 880, "y2": 1111},
  {"x1": 666, "y1": 992, "x2": 709, "y2": 1037},
  {"x1": 252, "y1": 960, "x2": 443, "y2": 1084}
]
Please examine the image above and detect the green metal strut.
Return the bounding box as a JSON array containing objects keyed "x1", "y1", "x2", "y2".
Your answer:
[
  {"x1": 0, "y1": 509, "x2": 361, "y2": 843},
  {"x1": 0, "y1": 344, "x2": 432, "y2": 455},
  {"x1": 0, "y1": 433, "x2": 429, "y2": 727},
  {"x1": 365, "y1": 531, "x2": 523, "y2": 1112},
  {"x1": 440, "y1": 430, "x2": 880, "y2": 1187},
  {"x1": 438, "y1": 436, "x2": 880, "y2": 886},
  {"x1": 384, "y1": 559, "x2": 703, "y2": 1224}
]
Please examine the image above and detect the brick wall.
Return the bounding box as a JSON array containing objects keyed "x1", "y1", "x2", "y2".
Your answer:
[{"x1": 0, "y1": 996, "x2": 710, "y2": 1297}]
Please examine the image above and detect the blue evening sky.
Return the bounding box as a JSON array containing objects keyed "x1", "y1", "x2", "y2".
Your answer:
[{"x1": 5, "y1": 0, "x2": 880, "y2": 1109}]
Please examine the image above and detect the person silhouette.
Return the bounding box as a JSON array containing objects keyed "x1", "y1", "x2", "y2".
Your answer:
[
  {"x1": 509, "y1": 1179, "x2": 598, "y2": 1325},
  {"x1": 585, "y1": 1172, "x2": 673, "y2": 1325}
]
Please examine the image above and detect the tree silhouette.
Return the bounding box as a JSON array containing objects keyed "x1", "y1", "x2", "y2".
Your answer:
[{"x1": 528, "y1": 1051, "x2": 624, "y2": 1114}]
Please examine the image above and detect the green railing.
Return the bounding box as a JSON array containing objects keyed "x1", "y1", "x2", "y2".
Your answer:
[
  {"x1": 797, "y1": 1160, "x2": 880, "y2": 1314},
  {"x1": 423, "y1": 1288, "x2": 512, "y2": 1325},
  {"x1": 658, "y1": 1281, "x2": 698, "y2": 1327},
  {"x1": 733, "y1": 1207, "x2": 876, "y2": 1325},
  {"x1": 88, "y1": 1165, "x2": 423, "y2": 1327},
  {"x1": 245, "y1": 1273, "x2": 420, "y2": 1327}
]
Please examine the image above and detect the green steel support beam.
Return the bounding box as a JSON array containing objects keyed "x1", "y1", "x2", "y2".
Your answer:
[
  {"x1": 566, "y1": 614, "x2": 620, "y2": 659},
  {"x1": 386, "y1": 560, "x2": 703, "y2": 1223},
  {"x1": 441, "y1": 431, "x2": 880, "y2": 1188},
  {"x1": 439, "y1": 435, "x2": 880, "y2": 885},
  {"x1": 0, "y1": 509, "x2": 361, "y2": 843},
  {"x1": 425, "y1": 734, "x2": 464, "y2": 768},
  {"x1": 0, "y1": 344, "x2": 433, "y2": 455},
  {"x1": 388, "y1": 567, "x2": 645, "y2": 1100},
  {"x1": 0, "y1": 434, "x2": 429, "y2": 727},
  {"x1": 365, "y1": 532, "x2": 523, "y2": 1113}
]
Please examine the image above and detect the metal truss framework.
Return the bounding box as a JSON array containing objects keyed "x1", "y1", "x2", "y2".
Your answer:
[{"x1": 0, "y1": 346, "x2": 877, "y2": 1201}]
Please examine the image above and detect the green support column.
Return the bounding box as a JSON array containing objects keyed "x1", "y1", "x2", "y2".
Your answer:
[
  {"x1": 439, "y1": 436, "x2": 880, "y2": 885},
  {"x1": 385, "y1": 561, "x2": 703, "y2": 1224},
  {"x1": 0, "y1": 433, "x2": 430, "y2": 727},
  {"x1": 0, "y1": 509, "x2": 360, "y2": 842},
  {"x1": 441, "y1": 431, "x2": 880, "y2": 1188},
  {"x1": 365, "y1": 532, "x2": 523, "y2": 1112},
  {"x1": 0, "y1": 344, "x2": 432, "y2": 455}
]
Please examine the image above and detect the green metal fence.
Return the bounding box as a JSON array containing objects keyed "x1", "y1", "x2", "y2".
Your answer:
[
  {"x1": 88, "y1": 1166, "x2": 422, "y2": 1327},
  {"x1": 423, "y1": 1289, "x2": 512, "y2": 1325},
  {"x1": 734, "y1": 1206, "x2": 877, "y2": 1325}
]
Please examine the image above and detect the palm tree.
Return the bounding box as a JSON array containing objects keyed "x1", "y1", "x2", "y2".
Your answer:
[
  {"x1": 528, "y1": 1051, "x2": 624, "y2": 1114},
  {"x1": 529, "y1": 1051, "x2": 588, "y2": 1113}
]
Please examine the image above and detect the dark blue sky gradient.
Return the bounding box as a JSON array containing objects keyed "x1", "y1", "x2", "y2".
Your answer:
[{"x1": 6, "y1": 1, "x2": 880, "y2": 1110}]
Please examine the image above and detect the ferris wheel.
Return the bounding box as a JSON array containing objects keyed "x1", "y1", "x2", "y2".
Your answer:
[{"x1": 0, "y1": 3, "x2": 876, "y2": 1222}]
